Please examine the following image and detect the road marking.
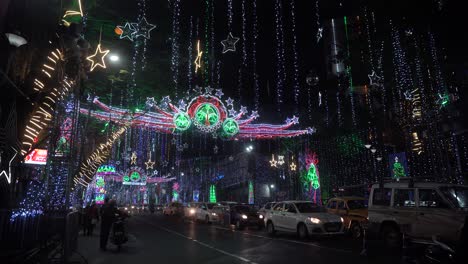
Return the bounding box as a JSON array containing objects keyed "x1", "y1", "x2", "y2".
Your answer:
[
  {"x1": 214, "y1": 226, "x2": 353, "y2": 254},
  {"x1": 136, "y1": 218, "x2": 257, "y2": 263}
]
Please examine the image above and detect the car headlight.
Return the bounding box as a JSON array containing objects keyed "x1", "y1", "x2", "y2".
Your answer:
[
  {"x1": 309, "y1": 217, "x2": 321, "y2": 224},
  {"x1": 211, "y1": 213, "x2": 217, "y2": 216},
  {"x1": 125, "y1": 207, "x2": 128, "y2": 210},
  {"x1": 259, "y1": 215, "x2": 264, "y2": 219},
  {"x1": 340, "y1": 217, "x2": 344, "y2": 223},
  {"x1": 189, "y1": 209, "x2": 195, "y2": 214},
  {"x1": 241, "y1": 214, "x2": 248, "y2": 219},
  {"x1": 131, "y1": 206, "x2": 135, "y2": 209}
]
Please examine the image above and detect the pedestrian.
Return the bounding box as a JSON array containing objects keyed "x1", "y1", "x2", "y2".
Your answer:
[
  {"x1": 100, "y1": 198, "x2": 117, "y2": 251},
  {"x1": 83, "y1": 204, "x2": 90, "y2": 235},
  {"x1": 87, "y1": 202, "x2": 99, "y2": 236}
]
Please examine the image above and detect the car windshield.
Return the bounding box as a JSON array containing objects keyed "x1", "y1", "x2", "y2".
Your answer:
[
  {"x1": 347, "y1": 199, "x2": 367, "y2": 209},
  {"x1": 294, "y1": 202, "x2": 325, "y2": 213},
  {"x1": 207, "y1": 203, "x2": 216, "y2": 209},
  {"x1": 440, "y1": 186, "x2": 468, "y2": 208},
  {"x1": 235, "y1": 206, "x2": 252, "y2": 212}
]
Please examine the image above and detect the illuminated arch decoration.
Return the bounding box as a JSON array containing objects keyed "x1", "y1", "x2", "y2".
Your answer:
[
  {"x1": 96, "y1": 165, "x2": 116, "y2": 175},
  {"x1": 80, "y1": 87, "x2": 316, "y2": 139},
  {"x1": 303, "y1": 151, "x2": 321, "y2": 204},
  {"x1": 122, "y1": 167, "x2": 147, "y2": 186}
]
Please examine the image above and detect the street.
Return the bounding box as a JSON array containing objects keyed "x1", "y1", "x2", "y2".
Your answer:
[{"x1": 73, "y1": 213, "x2": 399, "y2": 264}]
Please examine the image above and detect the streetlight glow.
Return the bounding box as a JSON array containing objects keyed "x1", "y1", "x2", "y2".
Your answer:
[{"x1": 109, "y1": 54, "x2": 120, "y2": 62}]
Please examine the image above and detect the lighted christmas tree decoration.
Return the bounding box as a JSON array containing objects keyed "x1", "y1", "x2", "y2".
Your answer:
[
  {"x1": 209, "y1": 184, "x2": 217, "y2": 203},
  {"x1": 303, "y1": 151, "x2": 321, "y2": 204},
  {"x1": 87, "y1": 44, "x2": 110, "y2": 72},
  {"x1": 11, "y1": 180, "x2": 46, "y2": 220},
  {"x1": 389, "y1": 152, "x2": 409, "y2": 179},
  {"x1": 248, "y1": 181, "x2": 254, "y2": 204},
  {"x1": 392, "y1": 157, "x2": 406, "y2": 179},
  {"x1": 221, "y1": 32, "x2": 240, "y2": 53}
]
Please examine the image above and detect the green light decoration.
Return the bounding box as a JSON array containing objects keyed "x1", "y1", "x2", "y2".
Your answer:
[
  {"x1": 209, "y1": 184, "x2": 217, "y2": 203},
  {"x1": 130, "y1": 171, "x2": 141, "y2": 182},
  {"x1": 392, "y1": 157, "x2": 407, "y2": 179},
  {"x1": 437, "y1": 93, "x2": 450, "y2": 108},
  {"x1": 195, "y1": 103, "x2": 220, "y2": 127},
  {"x1": 173, "y1": 112, "x2": 191, "y2": 131},
  {"x1": 172, "y1": 190, "x2": 179, "y2": 201},
  {"x1": 306, "y1": 164, "x2": 320, "y2": 190},
  {"x1": 97, "y1": 165, "x2": 116, "y2": 174},
  {"x1": 96, "y1": 177, "x2": 105, "y2": 188},
  {"x1": 222, "y1": 118, "x2": 239, "y2": 137},
  {"x1": 123, "y1": 175, "x2": 130, "y2": 182},
  {"x1": 248, "y1": 181, "x2": 254, "y2": 204}
]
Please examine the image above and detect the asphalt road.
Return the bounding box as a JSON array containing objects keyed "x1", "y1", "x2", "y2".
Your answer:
[{"x1": 74, "y1": 213, "x2": 405, "y2": 264}]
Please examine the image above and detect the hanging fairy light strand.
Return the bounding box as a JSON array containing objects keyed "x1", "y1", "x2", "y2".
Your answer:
[
  {"x1": 274, "y1": 0, "x2": 286, "y2": 111},
  {"x1": 252, "y1": 0, "x2": 259, "y2": 111},
  {"x1": 187, "y1": 17, "x2": 193, "y2": 91},
  {"x1": 171, "y1": 0, "x2": 181, "y2": 97},
  {"x1": 238, "y1": 0, "x2": 247, "y2": 101},
  {"x1": 290, "y1": 0, "x2": 300, "y2": 110}
]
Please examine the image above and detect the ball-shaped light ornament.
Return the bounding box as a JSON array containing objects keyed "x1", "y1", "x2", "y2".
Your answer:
[
  {"x1": 193, "y1": 103, "x2": 221, "y2": 133},
  {"x1": 173, "y1": 112, "x2": 191, "y2": 131},
  {"x1": 222, "y1": 118, "x2": 239, "y2": 137},
  {"x1": 306, "y1": 70, "x2": 320, "y2": 86}
]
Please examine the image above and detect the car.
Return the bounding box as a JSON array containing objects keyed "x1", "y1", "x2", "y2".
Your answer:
[
  {"x1": 230, "y1": 205, "x2": 263, "y2": 230},
  {"x1": 194, "y1": 202, "x2": 219, "y2": 223},
  {"x1": 265, "y1": 201, "x2": 344, "y2": 239},
  {"x1": 258, "y1": 202, "x2": 276, "y2": 223},
  {"x1": 163, "y1": 202, "x2": 184, "y2": 216},
  {"x1": 326, "y1": 197, "x2": 368, "y2": 238},
  {"x1": 183, "y1": 202, "x2": 199, "y2": 220},
  {"x1": 367, "y1": 182, "x2": 468, "y2": 249}
]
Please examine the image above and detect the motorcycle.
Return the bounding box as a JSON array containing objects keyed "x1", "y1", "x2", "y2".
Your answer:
[
  {"x1": 421, "y1": 236, "x2": 457, "y2": 264},
  {"x1": 111, "y1": 216, "x2": 128, "y2": 251}
]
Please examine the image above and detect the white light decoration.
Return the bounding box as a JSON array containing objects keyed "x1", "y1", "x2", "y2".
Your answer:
[
  {"x1": 221, "y1": 32, "x2": 239, "y2": 53},
  {"x1": 116, "y1": 22, "x2": 137, "y2": 41},
  {"x1": 109, "y1": 54, "x2": 119, "y2": 62},
  {"x1": 277, "y1": 155, "x2": 285, "y2": 166},
  {"x1": 194, "y1": 40, "x2": 203, "y2": 73},
  {"x1": 290, "y1": 161, "x2": 297, "y2": 171},
  {"x1": 5, "y1": 33, "x2": 27, "y2": 47},
  {"x1": 270, "y1": 154, "x2": 278, "y2": 167},
  {"x1": 364, "y1": 144, "x2": 372, "y2": 149},
  {"x1": 87, "y1": 44, "x2": 110, "y2": 72},
  {"x1": 145, "y1": 158, "x2": 155, "y2": 170},
  {"x1": 0, "y1": 148, "x2": 17, "y2": 184},
  {"x1": 130, "y1": 152, "x2": 137, "y2": 165},
  {"x1": 368, "y1": 71, "x2": 383, "y2": 87},
  {"x1": 131, "y1": 17, "x2": 156, "y2": 40}
]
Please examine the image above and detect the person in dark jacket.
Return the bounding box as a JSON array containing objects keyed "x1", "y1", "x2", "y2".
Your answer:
[{"x1": 100, "y1": 199, "x2": 117, "y2": 250}]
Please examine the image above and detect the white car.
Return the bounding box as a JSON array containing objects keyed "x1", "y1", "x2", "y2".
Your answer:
[
  {"x1": 195, "y1": 202, "x2": 219, "y2": 223},
  {"x1": 184, "y1": 202, "x2": 199, "y2": 220},
  {"x1": 258, "y1": 202, "x2": 276, "y2": 222},
  {"x1": 163, "y1": 202, "x2": 183, "y2": 216},
  {"x1": 265, "y1": 201, "x2": 344, "y2": 239}
]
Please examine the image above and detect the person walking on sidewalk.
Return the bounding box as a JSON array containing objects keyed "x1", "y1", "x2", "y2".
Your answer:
[
  {"x1": 100, "y1": 199, "x2": 117, "y2": 251},
  {"x1": 87, "y1": 202, "x2": 99, "y2": 236}
]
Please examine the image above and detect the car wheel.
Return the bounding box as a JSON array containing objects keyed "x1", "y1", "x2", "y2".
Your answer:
[
  {"x1": 350, "y1": 222, "x2": 363, "y2": 239},
  {"x1": 382, "y1": 225, "x2": 402, "y2": 250},
  {"x1": 297, "y1": 223, "x2": 309, "y2": 239},
  {"x1": 205, "y1": 215, "x2": 210, "y2": 224},
  {"x1": 267, "y1": 221, "x2": 276, "y2": 236}
]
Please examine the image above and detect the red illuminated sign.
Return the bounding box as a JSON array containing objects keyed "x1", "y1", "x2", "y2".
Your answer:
[{"x1": 24, "y1": 149, "x2": 48, "y2": 165}]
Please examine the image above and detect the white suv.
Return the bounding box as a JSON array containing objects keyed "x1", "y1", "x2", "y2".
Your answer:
[
  {"x1": 367, "y1": 182, "x2": 468, "y2": 248},
  {"x1": 264, "y1": 201, "x2": 344, "y2": 239}
]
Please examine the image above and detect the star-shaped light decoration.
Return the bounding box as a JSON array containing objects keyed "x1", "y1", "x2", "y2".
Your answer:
[
  {"x1": 228, "y1": 156, "x2": 234, "y2": 161},
  {"x1": 116, "y1": 22, "x2": 137, "y2": 41},
  {"x1": 404, "y1": 90, "x2": 412, "y2": 100},
  {"x1": 228, "y1": 108, "x2": 237, "y2": 117},
  {"x1": 368, "y1": 71, "x2": 383, "y2": 88},
  {"x1": 131, "y1": 17, "x2": 156, "y2": 40},
  {"x1": 221, "y1": 32, "x2": 240, "y2": 53},
  {"x1": 277, "y1": 155, "x2": 285, "y2": 166},
  {"x1": 130, "y1": 152, "x2": 137, "y2": 165},
  {"x1": 240, "y1": 106, "x2": 247, "y2": 114},
  {"x1": 178, "y1": 99, "x2": 187, "y2": 110},
  {"x1": 194, "y1": 40, "x2": 203, "y2": 73},
  {"x1": 290, "y1": 161, "x2": 297, "y2": 171},
  {"x1": 215, "y1": 89, "x2": 224, "y2": 98},
  {"x1": 194, "y1": 85, "x2": 203, "y2": 94},
  {"x1": 176, "y1": 145, "x2": 184, "y2": 152},
  {"x1": 316, "y1": 27, "x2": 323, "y2": 43},
  {"x1": 213, "y1": 145, "x2": 219, "y2": 154},
  {"x1": 226, "y1": 97, "x2": 234, "y2": 107},
  {"x1": 205, "y1": 86, "x2": 214, "y2": 94},
  {"x1": 269, "y1": 154, "x2": 278, "y2": 168},
  {"x1": 183, "y1": 143, "x2": 189, "y2": 149},
  {"x1": 87, "y1": 44, "x2": 110, "y2": 72},
  {"x1": 250, "y1": 111, "x2": 259, "y2": 119},
  {"x1": 171, "y1": 138, "x2": 177, "y2": 145},
  {"x1": 162, "y1": 160, "x2": 169, "y2": 167},
  {"x1": 146, "y1": 97, "x2": 156, "y2": 108},
  {"x1": 87, "y1": 94, "x2": 94, "y2": 102},
  {"x1": 307, "y1": 127, "x2": 317, "y2": 134},
  {"x1": 145, "y1": 159, "x2": 155, "y2": 170},
  {"x1": 160, "y1": 96, "x2": 171, "y2": 109},
  {"x1": 291, "y1": 116, "x2": 299, "y2": 124}
]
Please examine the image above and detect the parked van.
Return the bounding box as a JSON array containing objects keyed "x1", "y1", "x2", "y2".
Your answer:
[{"x1": 367, "y1": 182, "x2": 467, "y2": 248}]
